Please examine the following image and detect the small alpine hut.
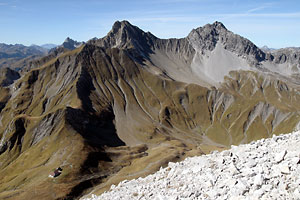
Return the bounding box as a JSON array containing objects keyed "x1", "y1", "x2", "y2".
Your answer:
[{"x1": 49, "y1": 167, "x2": 62, "y2": 178}]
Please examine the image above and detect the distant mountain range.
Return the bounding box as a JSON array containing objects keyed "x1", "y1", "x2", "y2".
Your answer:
[
  {"x1": 260, "y1": 45, "x2": 276, "y2": 52},
  {"x1": 0, "y1": 38, "x2": 84, "y2": 70},
  {"x1": 0, "y1": 43, "x2": 46, "y2": 58},
  {"x1": 40, "y1": 43, "x2": 58, "y2": 50}
]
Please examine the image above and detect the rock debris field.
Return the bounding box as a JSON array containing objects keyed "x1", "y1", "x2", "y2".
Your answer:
[{"x1": 83, "y1": 131, "x2": 300, "y2": 200}]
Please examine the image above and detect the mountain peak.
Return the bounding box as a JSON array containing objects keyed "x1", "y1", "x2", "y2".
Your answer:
[
  {"x1": 200, "y1": 21, "x2": 227, "y2": 33},
  {"x1": 61, "y1": 37, "x2": 83, "y2": 50},
  {"x1": 187, "y1": 21, "x2": 229, "y2": 52},
  {"x1": 91, "y1": 20, "x2": 153, "y2": 51},
  {"x1": 261, "y1": 45, "x2": 277, "y2": 52},
  {"x1": 64, "y1": 37, "x2": 74, "y2": 43},
  {"x1": 187, "y1": 21, "x2": 265, "y2": 63},
  {"x1": 212, "y1": 21, "x2": 227, "y2": 30},
  {"x1": 188, "y1": 21, "x2": 228, "y2": 41},
  {"x1": 112, "y1": 20, "x2": 132, "y2": 30},
  {"x1": 110, "y1": 20, "x2": 141, "y2": 36}
]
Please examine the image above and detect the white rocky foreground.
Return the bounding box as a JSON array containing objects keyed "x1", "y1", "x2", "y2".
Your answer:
[{"x1": 83, "y1": 131, "x2": 300, "y2": 200}]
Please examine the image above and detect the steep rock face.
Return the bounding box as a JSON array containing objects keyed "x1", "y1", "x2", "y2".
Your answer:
[
  {"x1": 0, "y1": 68, "x2": 20, "y2": 113},
  {"x1": 90, "y1": 21, "x2": 155, "y2": 53},
  {"x1": 0, "y1": 21, "x2": 300, "y2": 200},
  {"x1": 188, "y1": 22, "x2": 265, "y2": 62},
  {"x1": 0, "y1": 68, "x2": 20, "y2": 87},
  {"x1": 261, "y1": 47, "x2": 300, "y2": 75},
  {"x1": 271, "y1": 47, "x2": 300, "y2": 64},
  {"x1": 61, "y1": 37, "x2": 84, "y2": 50},
  {"x1": 92, "y1": 21, "x2": 299, "y2": 86}
]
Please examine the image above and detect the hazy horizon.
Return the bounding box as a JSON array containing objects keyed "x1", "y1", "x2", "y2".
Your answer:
[{"x1": 1, "y1": 0, "x2": 300, "y2": 48}]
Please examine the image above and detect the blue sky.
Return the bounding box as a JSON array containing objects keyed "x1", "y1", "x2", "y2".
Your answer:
[{"x1": 0, "y1": 0, "x2": 299, "y2": 48}]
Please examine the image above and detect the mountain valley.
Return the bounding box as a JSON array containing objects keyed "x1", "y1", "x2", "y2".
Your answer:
[{"x1": 0, "y1": 21, "x2": 300, "y2": 199}]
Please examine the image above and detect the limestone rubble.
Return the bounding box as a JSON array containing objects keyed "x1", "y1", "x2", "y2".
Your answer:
[{"x1": 85, "y1": 131, "x2": 300, "y2": 200}]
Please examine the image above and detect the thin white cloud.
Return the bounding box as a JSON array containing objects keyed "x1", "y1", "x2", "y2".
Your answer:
[
  {"x1": 130, "y1": 17, "x2": 190, "y2": 22},
  {"x1": 222, "y1": 12, "x2": 300, "y2": 18},
  {"x1": 247, "y1": 6, "x2": 268, "y2": 13},
  {"x1": 246, "y1": 2, "x2": 275, "y2": 14},
  {"x1": 0, "y1": 2, "x2": 17, "y2": 8},
  {"x1": 129, "y1": 16, "x2": 211, "y2": 23},
  {"x1": 128, "y1": 12, "x2": 300, "y2": 24},
  {"x1": 150, "y1": 0, "x2": 204, "y2": 3}
]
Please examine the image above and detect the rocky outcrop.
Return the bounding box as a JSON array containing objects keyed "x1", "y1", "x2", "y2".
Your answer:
[
  {"x1": 188, "y1": 21, "x2": 265, "y2": 62},
  {"x1": 90, "y1": 21, "x2": 154, "y2": 51},
  {"x1": 271, "y1": 47, "x2": 300, "y2": 64},
  {"x1": 61, "y1": 37, "x2": 84, "y2": 50}
]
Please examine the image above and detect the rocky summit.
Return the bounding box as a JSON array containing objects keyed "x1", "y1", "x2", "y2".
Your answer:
[
  {"x1": 0, "y1": 20, "x2": 300, "y2": 199},
  {"x1": 89, "y1": 131, "x2": 300, "y2": 200}
]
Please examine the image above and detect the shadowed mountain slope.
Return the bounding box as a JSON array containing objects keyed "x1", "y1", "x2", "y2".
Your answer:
[{"x1": 0, "y1": 21, "x2": 300, "y2": 199}]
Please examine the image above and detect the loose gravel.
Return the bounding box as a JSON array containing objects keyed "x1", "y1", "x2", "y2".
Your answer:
[{"x1": 83, "y1": 131, "x2": 300, "y2": 200}]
